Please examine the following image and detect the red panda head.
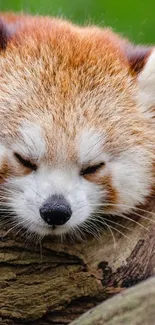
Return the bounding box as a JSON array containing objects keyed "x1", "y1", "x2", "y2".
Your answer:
[{"x1": 0, "y1": 15, "x2": 154, "y2": 237}]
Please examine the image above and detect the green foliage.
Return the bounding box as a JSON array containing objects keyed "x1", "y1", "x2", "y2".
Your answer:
[{"x1": 0, "y1": 0, "x2": 154, "y2": 44}]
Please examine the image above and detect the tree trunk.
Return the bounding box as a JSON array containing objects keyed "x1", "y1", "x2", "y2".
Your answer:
[{"x1": 0, "y1": 204, "x2": 155, "y2": 325}]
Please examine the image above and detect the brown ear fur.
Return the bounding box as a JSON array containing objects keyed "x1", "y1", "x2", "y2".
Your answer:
[{"x1": 123, "y1": 42, "x2": 153, "y2": 74}]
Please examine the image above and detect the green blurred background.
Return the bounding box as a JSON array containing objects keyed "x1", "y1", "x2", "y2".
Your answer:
[{"x1": 0, "y1": 0, "x2": 154, "y2": 44}]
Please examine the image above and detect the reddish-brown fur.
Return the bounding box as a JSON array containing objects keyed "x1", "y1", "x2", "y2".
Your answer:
[{"x1": 0, "y1": 14, "x2": 154, "y2": 218}]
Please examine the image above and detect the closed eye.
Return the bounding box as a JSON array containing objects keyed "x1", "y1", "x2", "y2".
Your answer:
[
  {"x1": 14, "y1": 153, "x2": 37, "y2": 171},
  {"x1": 80, "y1": 162, "x2": 105, "y2": 176}
]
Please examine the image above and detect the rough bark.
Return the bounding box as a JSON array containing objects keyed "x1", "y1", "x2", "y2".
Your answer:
[
  {"x1": 0, "y1": 206, "x2": 155, "y2": 325},
  {"x1": 70, "y1": 276, "x2": 155, "y2": 325}
]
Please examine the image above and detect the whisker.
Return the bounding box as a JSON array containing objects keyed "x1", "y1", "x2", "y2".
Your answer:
[
  {"x1": 74, "y1": 227, "x2": 86, "y2": 242},
  {"x1": 80, "y1": 222, "x2": 102, "y2": 242},
  {"x1": 101, "y1": 219, "x2": 116, "y2": 249},
  {"x1": 91, "y1": 200, "x2": 155, "y2": 218},
  {"x1": 126, "y1": 210, "x2": 155, "y2": 224},
  {"x1": 106, "y1": 223, "x2": 130, "y2": 241},
  {"x1": 91, "y1": 215, "x2": 132, "y2": 231},
  {"x1": 27, "y1": 185, "x2": 45, "y2": 201},
  {"x1": 97, "y1": 210, "x2": 149, "y2": 230},
  {"x1": 1, "y1": 222, "x2": 24, "y2": 238}
]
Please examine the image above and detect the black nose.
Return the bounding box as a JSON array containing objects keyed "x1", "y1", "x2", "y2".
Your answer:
[{"x1": 40, "y1": 195, "x2": 72, "y2": 226}]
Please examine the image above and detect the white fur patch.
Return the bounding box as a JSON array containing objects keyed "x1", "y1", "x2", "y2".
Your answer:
[
  {"x1": 110, "y1": 148, "x2": 152, "y2": 210},
  {"x1": 77, "y1": 129, "x2": 107, "y2": 164},
  {"x1": 12, "y1": 121, "x2": 46, "y2": 161},
  {"x1": 138, "y1": 49, "x2": 155, "y2": 108}
]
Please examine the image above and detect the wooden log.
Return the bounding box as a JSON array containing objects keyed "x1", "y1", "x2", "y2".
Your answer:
[{"x1": 0, "y1": 206, "x2": 155, "y2": 324}]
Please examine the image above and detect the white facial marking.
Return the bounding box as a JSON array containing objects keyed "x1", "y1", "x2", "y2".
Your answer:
[
  {"x1": 77, "y1": 129, "x2": 107, "y2": 164},
  {"x1": 110, "y1": 148, "x2": 152, "y2": 210},
  {"x1": 12, "y1": 121, "x2": 46, "y2": 161}
]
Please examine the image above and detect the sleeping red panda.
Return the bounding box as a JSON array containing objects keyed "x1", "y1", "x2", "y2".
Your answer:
[{"x1": 0, "y1": 13, "x2": 154, "y2": 237}]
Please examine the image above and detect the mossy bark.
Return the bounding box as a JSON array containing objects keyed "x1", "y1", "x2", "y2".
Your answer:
[{"x1": 0, "y1": 207, "x2": 155, "y2": 325}]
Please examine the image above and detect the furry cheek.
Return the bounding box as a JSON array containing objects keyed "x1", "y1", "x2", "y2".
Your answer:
[
  {"x1": 109, "y1": 152, "x2": 154, "y2": 214},
  {"x1": 83, "y1": 171, "x2": 118, "y2": 212}
]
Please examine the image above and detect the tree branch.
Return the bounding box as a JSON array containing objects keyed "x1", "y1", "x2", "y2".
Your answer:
[{"x1": 0, "y1": 208, "x2": 155, "y2": 324}]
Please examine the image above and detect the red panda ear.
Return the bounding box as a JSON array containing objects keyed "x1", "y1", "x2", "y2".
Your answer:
[
  {"x1": 123, "y1": 43, "x2": 155, "y2": 112},
  {"x1": 137, "y1": 48, "x2": 155, "y2": 111},
  {"x1": 124, "y1": 43, "x2": 153, "y2": 74},
  {"x1": 0, "y1": 19, "x2": 12, "y2": 50},
  {"x1": 123, "y1": 42, "x2": 155, "y2": 111}
]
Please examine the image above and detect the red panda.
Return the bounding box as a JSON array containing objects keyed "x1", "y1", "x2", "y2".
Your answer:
[{"x1": 0, "y1": 13, "x2": 154, "y2": 237}]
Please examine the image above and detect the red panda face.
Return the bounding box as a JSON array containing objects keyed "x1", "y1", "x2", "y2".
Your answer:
[{"x1": 0, "y1": 15, "x2": 154, "y2": 237}]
